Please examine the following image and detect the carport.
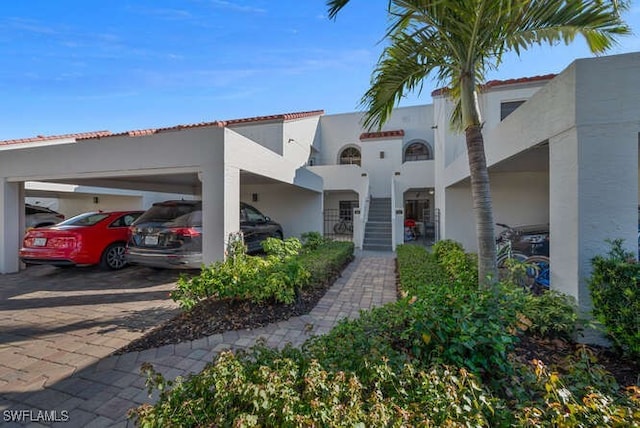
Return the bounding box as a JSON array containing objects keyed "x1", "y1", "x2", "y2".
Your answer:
[
  {"x1": 438, "y1": 53, "x2": 640, "y2": 327},
  {"x1": 1, "y1": 113, "x2": 324, "y2": 274}
]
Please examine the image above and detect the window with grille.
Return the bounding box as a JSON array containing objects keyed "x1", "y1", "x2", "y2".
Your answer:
[
  {"x1": 339, "y1": 200, "x2": 359, "y2": 221},
  {"x1": 339, "y1": 147, "x2": 361, "y2": 166},
  {"x1": 404, "y1": 142, "x2": 432, "y2": 162}
]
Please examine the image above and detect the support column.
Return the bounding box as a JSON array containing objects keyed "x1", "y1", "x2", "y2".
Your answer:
[
  {"x1": 0, "y1": 180, "x2": 23, "y2": 274},
  {"x1": 201, "y1": 165, "x2": 241, "y2": 265},
  {"x1": 550, "y1": 125, "x2": 638, "y2": 340},
  {"x1": 443, "y1": 184, "x2": 475, "y2": 251}
]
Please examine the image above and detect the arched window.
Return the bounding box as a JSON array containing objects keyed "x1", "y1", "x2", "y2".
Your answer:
[
  {"x1": 339, "y1": 146, "x2": 361, "y2": 166},
  {"x1": 404, "y1": 141, "x2": 432, "y2": 162}
]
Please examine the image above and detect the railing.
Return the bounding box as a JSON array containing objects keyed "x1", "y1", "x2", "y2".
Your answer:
[
  {"x1": 323, "y1": 209, "x2": 354, "y2": 242},
  {"x1": 421, "y1": 207, "x2": 440, "y2": 244}
]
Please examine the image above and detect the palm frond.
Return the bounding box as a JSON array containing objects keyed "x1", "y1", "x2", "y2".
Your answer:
[{"x1": 359, "y1": 29, "x2": 454, "y2": 130}]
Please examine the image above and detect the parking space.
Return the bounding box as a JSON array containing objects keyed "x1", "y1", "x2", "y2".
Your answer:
[{"x1": 0, "y1": 265, "x2": 182, "y2": 393}]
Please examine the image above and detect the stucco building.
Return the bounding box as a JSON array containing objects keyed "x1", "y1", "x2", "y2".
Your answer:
[{"x1": 1, "y1": 52, "x2": 639, "y2": 315}]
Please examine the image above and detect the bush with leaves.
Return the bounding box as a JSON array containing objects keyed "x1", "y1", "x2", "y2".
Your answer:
[
  {"x1": 518, "y1": 289, "x2": 578, "y2": 340},
  {"x1": 171, "y1": 238, "x2": 353, "y2": 310},
  {"x1": 296, "y1": 240, "x2": 354, "y2": 285},
  {"x1": 431, "y1": 239, "x2": 478, "y2": 287},
  {"x1": 588, "y1": 239, "x2": 640, "y2": 359},
  {"x1": 131, "y1": 348, "x2": 499, "y2": 427},
  {"x1": 261, "y1": 236, "x2": 303, "y2": 261},
  {"x1": 132, "y1": 241, "x2": 640, "y2": 427},
  {"x1": 300, "y1": 231, "x2": 332, "y2": 251}
]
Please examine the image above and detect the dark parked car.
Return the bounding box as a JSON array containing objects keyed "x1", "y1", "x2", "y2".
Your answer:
[{"x1": 126, "y1": 200, "x2": 283, "y2": 269}]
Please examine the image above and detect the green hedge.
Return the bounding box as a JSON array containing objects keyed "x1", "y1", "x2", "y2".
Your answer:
[
  {"x1": 170, "y1": 238, "x2": 353, "y2": 310},
  {"x1": 589, "y1": 239, "x2": 640, "y2": 359},
  {"x1": 297, "y1": 240, "x2": 354, "y2": 285}
]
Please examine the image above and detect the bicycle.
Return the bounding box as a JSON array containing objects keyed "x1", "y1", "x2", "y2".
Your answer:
[
  {"x1": 495, "y1": 223, "x2": 550, "y2": 292},
  {"x1": 496, "y1": 223, "x2": 528, "y2": 268},
  {"x1": 523, "y1": 255, "x2": 550, "y2": 294},
  {"x1": 333, "y1": 218, "x2": 353, "y2": 235}
]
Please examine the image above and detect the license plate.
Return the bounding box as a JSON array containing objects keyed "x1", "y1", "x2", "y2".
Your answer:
[
  {"x1": 144, "y1": 235, "x2": 159, "y2": 246},
  {"x1": 33, "y1": 237, "x2": 47, "y2": 247}
]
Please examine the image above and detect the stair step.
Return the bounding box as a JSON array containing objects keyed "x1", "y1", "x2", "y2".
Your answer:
[
  {"x1": 363, "y1": 244, "x2": 393, "y2": 251},
  {"x1": 364, "y1": 198, "x2": 393, "y2": 252}
]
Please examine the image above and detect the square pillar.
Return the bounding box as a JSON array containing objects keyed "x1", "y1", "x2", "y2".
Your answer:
[
  {"x1": 200, "y1": 166, "x2": 237, "y2": 266},
  {"x1": 0, "y1": 180, "x2": 23, "y2": 274},
  {"x1": 550, "y1": 125, "x2": 638, "y2": 323}
]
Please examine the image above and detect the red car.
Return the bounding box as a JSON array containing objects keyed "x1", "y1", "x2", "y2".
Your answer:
[{"x1": 20, "y1": 210, "x2": 144, "y2": 270}]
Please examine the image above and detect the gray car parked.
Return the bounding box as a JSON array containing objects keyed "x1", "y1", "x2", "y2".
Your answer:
[{"x1": 126, "y1": 200, "x2": 283, "y2": 269}]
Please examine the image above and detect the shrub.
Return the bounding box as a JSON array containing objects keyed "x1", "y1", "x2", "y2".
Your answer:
[
  {"x1": 519, "y1": 289, "x2": 578, "y2": 340},
  {"x1": 296, "y1": 241, "x2": 354, "y2": 285},
  {"x1": 300, "y1": 231, "x2": 332, "y2": 251},
  {"x1": 513, "y1": 357, "x2": 640, "y2": 427},
  {"x1": 170, "y1": 238, "x2": 353, "y2": 310},
  {"x1": 130, "y1": 350, "x2": 499, "y2": 427},
  {"x1": 588, "y1": 239, "x2": 640, "y2": 358},
  {"x1": 396, "y1": 244, "x2": 448, "y2": 297},
  {"x1": 132, "y1": 239, "x2": 640, "y2": 427},
  {"x1": 261, "y1": 237, "x2": 303, "y2": 261},
  {"x1": 431, "y1": 239, "x2": 478, "y2": 287}
]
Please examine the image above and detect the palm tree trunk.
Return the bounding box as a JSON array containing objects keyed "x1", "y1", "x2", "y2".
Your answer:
[{"x1": 465, "y1": 124, "x2": 498, "y2": 286}]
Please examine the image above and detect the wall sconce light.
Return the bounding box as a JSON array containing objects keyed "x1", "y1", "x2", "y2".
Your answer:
[
  {"x1": 252, "y1": 193, "x2": 259, "y2": 202},
  {"x1": 428, "y1": 189, "x2": 435, "y2": 195},
  {"x1": 287, "y1": 138, "x2": 295, "y2": 143},
  {"x1": 93, "y1": 196, "x2": 100, "y2": 204}
]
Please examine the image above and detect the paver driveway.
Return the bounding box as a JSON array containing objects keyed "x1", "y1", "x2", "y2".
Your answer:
[
  {"x1": 0, "y1": 265, "x2": 182, "y2": 393},
  {"x1": 0, "y1": 251, "x2": 398, "y2": 426}
]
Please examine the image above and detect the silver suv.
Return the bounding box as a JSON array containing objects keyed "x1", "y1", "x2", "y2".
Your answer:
[{"x1": 25, "y1": 204, "x2": 65, "y2": 229}]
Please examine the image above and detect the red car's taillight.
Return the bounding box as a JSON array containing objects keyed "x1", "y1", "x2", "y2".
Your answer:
[{"x1": 48, "y1": 237, "x2": 77, "y2": 248}]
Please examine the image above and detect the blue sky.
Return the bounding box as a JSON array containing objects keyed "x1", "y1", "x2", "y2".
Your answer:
[{"x1": 1, "y1": 1, "x2": 639, "y2": 141}]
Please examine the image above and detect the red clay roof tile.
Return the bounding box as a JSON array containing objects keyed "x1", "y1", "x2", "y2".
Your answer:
[
  {"x1": 83, "y1": 110, "x2": 325, "y2": 139},
  {"x1": 0, "y1": 110, "x2": 326, "y2": 145},
  {"x1": 0, "y1": 131, "x2": 111, "y2": 146},
  {"x1": 431, "y1": 74, "x2": 556, "y2": 97},
  {"x1": 359, "y1": 130, "x2": 405, "y2": 140}
]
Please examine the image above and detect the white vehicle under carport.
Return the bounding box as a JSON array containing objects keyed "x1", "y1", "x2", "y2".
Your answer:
[
  {"x1": 126, "y1": 200, "x2": 283, "y2": 269},
  {"x1": 26, "y1": 203, "x2": 65, "y2": 228}
]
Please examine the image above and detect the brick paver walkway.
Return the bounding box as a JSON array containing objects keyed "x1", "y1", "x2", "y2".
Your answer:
[{"x1": 0, "y1": 251, "x2": 396, "y2": 427}]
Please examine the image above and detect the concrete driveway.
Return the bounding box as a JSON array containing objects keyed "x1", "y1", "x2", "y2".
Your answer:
[{"x1": 0, "y1": 265, "x2": 182, "y2": 393}]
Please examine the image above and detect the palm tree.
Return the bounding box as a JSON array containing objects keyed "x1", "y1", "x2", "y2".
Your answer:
[{"x1": 327, "y1": 0, "x2": 630, "y2": 286}]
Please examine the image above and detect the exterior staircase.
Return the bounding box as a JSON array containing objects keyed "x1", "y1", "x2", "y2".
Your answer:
[{"x1": 363, "y1": 197, "x2": 392, "y2": 251}]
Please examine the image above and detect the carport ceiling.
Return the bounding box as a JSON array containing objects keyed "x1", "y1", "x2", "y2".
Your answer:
[
  {"x1": 490, "y1": 142, "x2": 549, "y2": 173},
  {"x1": 27, "y1": 170, "x2": 283, "y2": 197},
  {"x1": 44, "y1": 172, "x2": 202, "y2": 195}
]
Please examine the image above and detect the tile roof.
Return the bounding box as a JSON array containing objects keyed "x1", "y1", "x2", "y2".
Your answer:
[
  {"x1": 0, "y1": 131, "x2": 111, "y2": 146},
  {"x1": 224, "y1": 110, "x2": 325, "y2": 126},
  {"x1": 431, "y1": 74, "x2": 556, "y2": 97},
  {"x1": 0, "y1": 110, "x2": 326, "y2": 145},
  {"x1": 94, "y1": 110, "x2": 326, "y2": 139},
  {"x1": 359, "y1": 130, "x2": 405, "y2": 140},
  {"x1": 95, "y1": 121, "x2": 227, "y2": 139}
]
